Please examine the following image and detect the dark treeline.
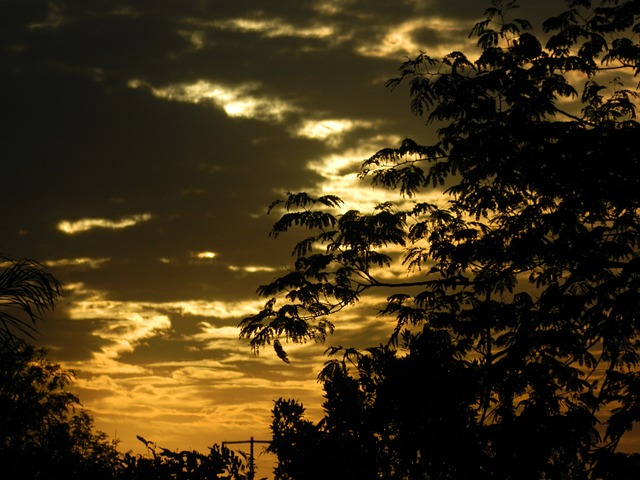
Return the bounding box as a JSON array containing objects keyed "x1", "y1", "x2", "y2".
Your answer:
[{"x1": 0, "y1": 256, "x2": 253, "y2": 480}]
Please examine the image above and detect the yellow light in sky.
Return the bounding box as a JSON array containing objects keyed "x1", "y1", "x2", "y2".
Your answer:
[
  {"x1": 187, "y1": 16, "x2": 334, "y2": 39},
  {"x1": 44, "y1": 257, "x2": 110, "y2": 268},
  {"x1": 129, "y1": 79, "x2": 296, "y2": 122},
  {"x1": 296, "y1": 119, "x2": 376, "y2": 146},
  {"x1": 228, "y1": 265, "x2": 277, "y2": 273},
  {"x1": 194, "y1": 251, "x2": 217, "y2": 259},
  {"x1": 359, "y1": 17, "x2": 473, "y2": 58},
  {"x1": 57, "y1": 213, "x2": 152, "y2": 234}
]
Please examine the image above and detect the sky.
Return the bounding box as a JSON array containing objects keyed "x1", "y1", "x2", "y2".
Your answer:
[{"x1": 2, "y1": 0, "x2": 622, "y2": 471}]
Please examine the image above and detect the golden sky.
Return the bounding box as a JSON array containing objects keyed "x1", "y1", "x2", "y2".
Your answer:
[{"x1": 2, "y1": 0, "x2": 604, "y2": 470}]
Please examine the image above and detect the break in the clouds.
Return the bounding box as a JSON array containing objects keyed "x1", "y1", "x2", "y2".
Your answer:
[
  {"x1": 192, "y1": 250, "x2": 217, "y2": 260},
  {"x1": 131, "y1": 77, "x2": 380, "y2": 148},
  {"x1": 129, "y1": 79, "x2": 298, "y2": 122},
  {"x1": 57, "y1": 214, "x2": 152, "y2": 235},
  {"x1": 189, "y1": 16, "x2": 336, "y2": 40},
  {"x1": 44, "y1": 257, "x2": 111, "y2": 269},
  {"x1": 295, "y1": 118, "x2": 378, "y2": 146}
]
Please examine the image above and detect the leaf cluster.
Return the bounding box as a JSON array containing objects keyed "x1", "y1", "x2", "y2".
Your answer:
[
  {"x1": 0, "y1": 255, "x2": 63, "y2": 344},
  {"x1": 121, "y1": 436, "x2": 250, "y2": 480},
  {"x1": 245, "y1": 1, "x2": 640, "y2": 476},
  {"x1": 0, "y1": 344, "x2": 121, "y2": 480}
]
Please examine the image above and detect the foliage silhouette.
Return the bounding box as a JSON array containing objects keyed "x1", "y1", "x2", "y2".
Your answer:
[
  {"x1": 0, "y1": 343, "x2": 121, "y2": 480},
  {"x1": 0, "y1": 343, "x2": 254, "y2": 479},
  {"x1": 0, "y1": 253, "x2": 253, "y2": 479},
  {"x1": 269, "y1": 331, "x2": 484, "y2": 479},
  {"x1": 242, "y1": 0, "x2": 640, "y2": 477},
  {"x1": 120, "y1": 436, "x2": 253, "y2": 480},
  {"x1": 0, "y1": 255, "x2": 63, "y2": 345}
]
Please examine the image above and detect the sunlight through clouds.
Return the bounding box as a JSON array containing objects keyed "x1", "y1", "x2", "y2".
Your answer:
[
  {"x1": 65, "y1": 286, "x2": 265, "y2": 332},
  {"x1": 191, "y1": 250, "x2": 218, "y2": 260},
  {"x1": 304, "y1": 145, "x2": 406, "y2": 211},
  {"x1": 300, "y1": 133, "x2": 449, "y2": 213},
  {"x1": 313, "y1": 0, "x2": 344, "y2": 15},
  {"x1": 62, "y1": 284, "x2": 266, "y2": 363},
  {"x1": 65, "y1": 299, "x2": 172, "y2": 373},
  {"x1": 59, "y1": 287, "x2": 267, "y2": 379},
  {"x1": 129, "y1": 78, "x2": 383, "y2": 150},
  {"x1": 295, "y1": 118, "x2": 377, "y2": 146},
  {"x1": 188, "y1": 323, "x2": 252, "y2": 351},
  {"x1": 57, "y1": 282, "x2": 397, "y2": 456},
  {"x1": 359, "y1": 17, "x2": 474, "y2": 58},
  {"x1": 44, "y1": 257, "x2": 110, "y2": 268},
  {"x1": 204, "y1": 17, "x2": 335, "y2": 39},
  {"x1": 177, "y1": 14, "x2": 337, "y2": 52},
  {"x1": 95, "y1": 314, "x2": 171, "y2": 357},
  {"x1": 128, "y1": 79, "x2": 386, "y2": 151},
  {"x1": 168, "y1": 300, "x2": 266, "y2": 319},
  {"x1": 176, "y1": 29, "x2": 206, "y2": 50},
  {"x1": 170, "y1": 366, "x2": 245, "y2": 382},
  {"x1": 57, "y1": 213, "x2": 152, "y2": 234},
  {"x1": 128, "y1": 79, "x2": 297, "y2": 122},
  {"x1": 228, "y1": 265, "x2": 277, "y2": 273}
]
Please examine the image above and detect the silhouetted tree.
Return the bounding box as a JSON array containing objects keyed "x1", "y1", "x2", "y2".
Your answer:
[
  {"x1": 0, "y1": 255, "x2": 63, "y2": 345},
  {"x1": 0, "y1": 344, "x2": 121, "y2": 479},
  {"x1": 269, "y1": 394, "x2": 380, "y2": 480},
  {"x1": 270, "y1": 331, "x2": 487, "y2": 479},
  {"x1": 243, "y1": 0, "x2": 640, "y2": 477},
  {"x1": 269, "y1": 398, "x2": 322, "y2": 480},
  {"x1": 0, "y1": 255, "x2": 120, "y2": 478}
]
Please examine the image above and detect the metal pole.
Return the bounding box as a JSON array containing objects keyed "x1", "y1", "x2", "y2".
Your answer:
[
  {"x1": 249, "y1": 437, "x2": 254, "y2": 480},
  {"x1": 222, "y1": 437, "x2": 271, "y2": 480}
]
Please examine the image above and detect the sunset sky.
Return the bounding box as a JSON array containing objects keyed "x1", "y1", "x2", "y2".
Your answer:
[{"x1": 2, "y1": 0, "x2": 592, "y2": 467}]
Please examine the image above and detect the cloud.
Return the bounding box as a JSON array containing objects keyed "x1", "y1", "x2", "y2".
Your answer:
[
  {"x1": 228, "y1": 265, "x2": 278, "y2": 273},
  {"x1": 191, "y1": 250, "x2": 218, "y2": 260},
  {"x1": 57, "y1": 214, "x2": 152, "y2": 235},
  {"x1": 44, "y1": 257, "x2": 110, "y2": 268},
  {"x1": 193, "y1": 16, "x2": 335, "y2": 40},
  {"x1": 65, "y1": 286, "x2": 265, "y2": 324},
  {"x1": 295, "y1": 118, "x2": 378, "y2": 146},
  {"x1": 53, "y1": 277, "x2": 401, "y2": 455},
  {"x1": 169, "y1": 300, "x2": 267, "y2": 319},
  {"x1": 356, "y1": 17, "x2": 475, "y2": 59},
  {"x1": 129, "y1": 79, "x2": 298, "y2": 122},
  {"x1": 296, "y1": 139, "x2": 444, "y2": 214}
]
